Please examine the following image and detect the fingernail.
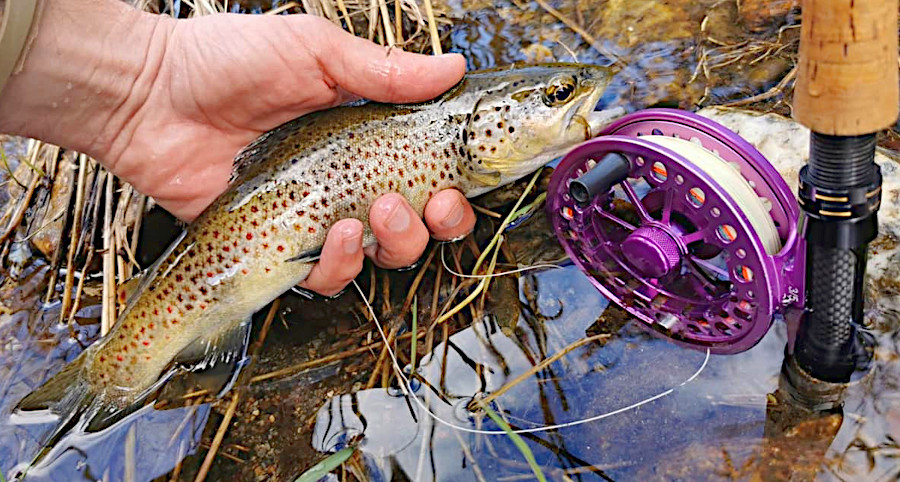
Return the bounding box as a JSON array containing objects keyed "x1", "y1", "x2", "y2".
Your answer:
[
  {"x1": 385, "y1": 199, "x2": 410, "y2": 232},
  {"x1": 341, "y1": 225, "x2": 362, "y2": 255},
  {"x1": 442, "y1": 199, "x2": 466, "y2": 229}
]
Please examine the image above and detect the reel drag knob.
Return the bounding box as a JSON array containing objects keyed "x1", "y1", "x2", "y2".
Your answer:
[
  {"x1": 548, "y1": 109, "x2": 804, "y2": 354},
  {"x1": 620, "y1": 227, "x2": 681, "y2": 279}
]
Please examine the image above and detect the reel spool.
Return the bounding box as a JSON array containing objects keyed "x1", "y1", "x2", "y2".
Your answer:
[{"x1": 548, "y1": 109, "x2": 805, "y2": 354}]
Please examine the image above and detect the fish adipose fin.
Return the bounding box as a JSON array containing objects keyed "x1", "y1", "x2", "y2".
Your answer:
[{"x1": 158, "y1": 316, "x2": 253, "y2": 403}]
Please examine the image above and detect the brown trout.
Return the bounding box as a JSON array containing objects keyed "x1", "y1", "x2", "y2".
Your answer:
[{"x1": 15, "y1": 63, "x2": 616, "y2": 432}]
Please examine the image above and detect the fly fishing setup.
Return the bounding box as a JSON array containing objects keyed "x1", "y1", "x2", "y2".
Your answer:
[{"x1": 548, "y1": 0, "x2": 898, "y2": 406}]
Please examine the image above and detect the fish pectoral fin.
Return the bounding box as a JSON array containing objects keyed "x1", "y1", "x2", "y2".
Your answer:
[
  {"x1": 157, "y1": 316, "x2": 253, "y2": 403},
  {"x1": 461, "y1": 168, "x2": 502, "y2": 187},
  {"x1": 285, "y1": 247, "x2": 322, "y2": 264}
]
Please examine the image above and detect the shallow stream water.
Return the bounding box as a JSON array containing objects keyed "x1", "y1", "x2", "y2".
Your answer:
[{"x1": 4, "y1": 0, "x2": 900, "y2": 480}]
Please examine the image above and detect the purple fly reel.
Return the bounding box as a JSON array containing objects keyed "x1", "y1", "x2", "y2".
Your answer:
[{"x1": 548, "y1": 109, "x2": 805, "y2": 354}]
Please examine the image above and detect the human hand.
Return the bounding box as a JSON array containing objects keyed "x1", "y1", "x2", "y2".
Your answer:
[{"x1": 0, "y1": 1, "x2": 475, "y2": 296}]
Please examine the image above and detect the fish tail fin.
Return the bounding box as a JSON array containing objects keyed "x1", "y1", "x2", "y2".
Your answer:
[
  {"x1": 10, "y1": 351, "x2": 96, "y2": 479},
  {"x1": 16, "y1": 350, "x2": 92, "y2": 414}
]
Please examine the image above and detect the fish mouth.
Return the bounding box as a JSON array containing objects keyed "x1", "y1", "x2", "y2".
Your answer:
[{"x1": 570, "y1": 106, "x2": 626, "y2": 140}]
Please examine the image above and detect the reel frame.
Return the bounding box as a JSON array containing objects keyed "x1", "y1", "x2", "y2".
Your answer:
[{"x1": 548, "y1": 109, "x2": 805, "y2": 354}]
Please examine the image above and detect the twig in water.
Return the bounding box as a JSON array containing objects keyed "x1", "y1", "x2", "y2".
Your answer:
[
  {"x1": 478, "y1": 333, "x2": 609, "y2": 408},
  {"x1": 723, "y1": 64, "x2": 797, "y2": 107},
  {"x1": 532, "y1": 0, "x2": 620, "y2": 67}
]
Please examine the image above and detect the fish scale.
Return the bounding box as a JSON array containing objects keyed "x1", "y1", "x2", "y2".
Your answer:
[{"x1": 15, "y1": 63, "x2": 614, "y2": 437}]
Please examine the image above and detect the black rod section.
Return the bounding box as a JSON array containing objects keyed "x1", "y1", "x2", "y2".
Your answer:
[
  {"x1": 793, "y1": 133, "x2": 880, "y2": 383},
  {"x1": 569, "y1": 152, "x2": 630, "y2": 204}
]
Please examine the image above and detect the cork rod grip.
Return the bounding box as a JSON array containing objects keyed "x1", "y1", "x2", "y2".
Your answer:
[{"x1": 793, "y1": 0, "x2": 899, "y2": 135}]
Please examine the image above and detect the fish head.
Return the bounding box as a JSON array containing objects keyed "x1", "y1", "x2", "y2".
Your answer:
[{"x1": 459, "y1": 63, "x2": 622, "y2": 190}]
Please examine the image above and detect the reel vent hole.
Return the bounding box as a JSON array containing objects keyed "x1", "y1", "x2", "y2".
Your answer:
[
  {"x1": 675, "y1": 174, "x2": 684, "y2": 185},
  {"x1": 734, "y1": 307, "x2": 753, "y2": 322},
  {"x1": 733, "y1": 265, "x2": 754, "y2": 283},
  {"x1": 710, "y1": 207, "x2": 721, "y2": 218},
  {"x1": 735, "y1": 248, "x2": 746, "y2": 259},
  {"x1": 715, "y1": 322, "x2": 732, "y2": 335},
  {"x1": 651, "y1": 162, "x2": 667, "y2": 182},
  {"x1": 687, "y1": 188, "x2": 705, "y2": 208},
  {"x1": 636, "y1": 156, "x2": 645, "y2": 167},
  {"x1": 716, "y1": 225, "x2": 737, "y2": 244}
]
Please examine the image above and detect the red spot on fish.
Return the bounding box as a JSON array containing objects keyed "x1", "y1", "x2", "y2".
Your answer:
[
  {"x1": 213, "y1": 230, "x2": 219, "y2": 238},
  {"x1": 241, "y1": 269, "x2": 249, "y2": 275},
  {"x1": 145, "y1": 356, "x2": 151, "y2": 361},
  {"x1": 140, "y1": 327, "x2": 145, "y2": 334},
  {"x1": 251, "y1": 206, "x2": 258, "y2": 213},
  {"x1": 119, "y1": 334, "x2": 125, "y2": 340},
  {"x1": 185, "y1": 304, "x2": 193, "y2": 310},
  {"x1": 246, "y1": 233, "x2": 253, "y2": 240},
  {"x1": 408, "y1": 180, "x2": 414, "y2": 187},
  {"x1": 99, "y1": 356, "x2": 106, "y2": 362},
  {"x1": 175, "y1": 274, "x2": 183, "y2": 282},
  {"x1": 308, "y1": 227, "x2": 316, "y2": 233},
  {"x1": 148, "y1": 323, "x2": 154, "y2": 329},
  {"x1": 153, "y1": 308, "x2": 159, "y2": 315},
  {"x1": 141, "y1": 311, "x2": 147, "y2": 318},
  {"x1": 167, "y1": 306, "x2": 173, "y2": 313},
  {"x1": 243, "y1": 247, "x2": 250, "y2": 254},
  {"x1": 200, "y1": 303, "x2": 207, "y2": 309},
  {"x1": 143, "y1": 341, "x2": 150, "y2": 346},
  {"x1": 171, "y1": 319, "x2": 179, "y2": 324},
  {"x1": 223, "y1": 246, "x2": 230, "y2": 252},
  {"x1": 116, "y1": 355, "x2": 123, "y2": 362},
  {"x1": 277, "y1": 245, "x2": 285, "y2": 252},
  {"x1": 262, "y1": 243, "x2": 269, "y2": 249},
  {"x1": 207, "y1": 272, "x2": 214, "y2": 278},
  {"x1": 265, "y1": 267, "x2": 271, "y2": 273}
]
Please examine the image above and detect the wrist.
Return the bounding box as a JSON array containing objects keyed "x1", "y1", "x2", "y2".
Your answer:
[{"x1": 0, "y1": 0, "x2": 173, "y2": 163}]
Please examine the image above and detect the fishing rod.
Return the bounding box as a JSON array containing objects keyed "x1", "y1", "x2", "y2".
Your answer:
[{"x1": 547, "y1": 0, "x2": 898, "y2": 407}]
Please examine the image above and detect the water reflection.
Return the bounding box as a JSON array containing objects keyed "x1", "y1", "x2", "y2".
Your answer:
[{"x1": 312, "y1": 267, "x2": 788, "y2": 480}]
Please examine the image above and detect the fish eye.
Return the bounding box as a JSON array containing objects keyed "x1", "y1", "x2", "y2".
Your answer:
[{"x1": 542, "y1": 76, "x2": 578, "y2": 106}]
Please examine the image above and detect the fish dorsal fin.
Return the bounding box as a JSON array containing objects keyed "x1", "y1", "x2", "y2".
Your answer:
[
  {"x1": 458, "y1": 100, "x2": 502, "y2": 188},
  {"x1": 157, "y1": 316, "x2": 253, "y2": 403},
  {"x1": 118, "y1": 230, "x2": 189, "y2": 318},
  {"x1": 116, "y1": 271, "x2": 147, "y2": 307},
  {"x1": 230, "y1": 114, "x2": 317, "y2": 184}
]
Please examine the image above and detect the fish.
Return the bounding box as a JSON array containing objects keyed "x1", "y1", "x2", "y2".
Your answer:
[{"x1": 13, "y1": 62, "x2": 618, "y2": 447}]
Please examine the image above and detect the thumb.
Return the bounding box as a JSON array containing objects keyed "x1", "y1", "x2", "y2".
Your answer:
[{"x1": 308, "y1": 18, "x2": 467, "y2": 103}]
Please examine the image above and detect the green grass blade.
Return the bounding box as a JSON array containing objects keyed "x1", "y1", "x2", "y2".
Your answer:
[
  {"x1": 294, "y1": 446, "x2": 355, "y2": 482},
  {"x1": 482, "y1": 405, "x2": 547, "y2": 482}
]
